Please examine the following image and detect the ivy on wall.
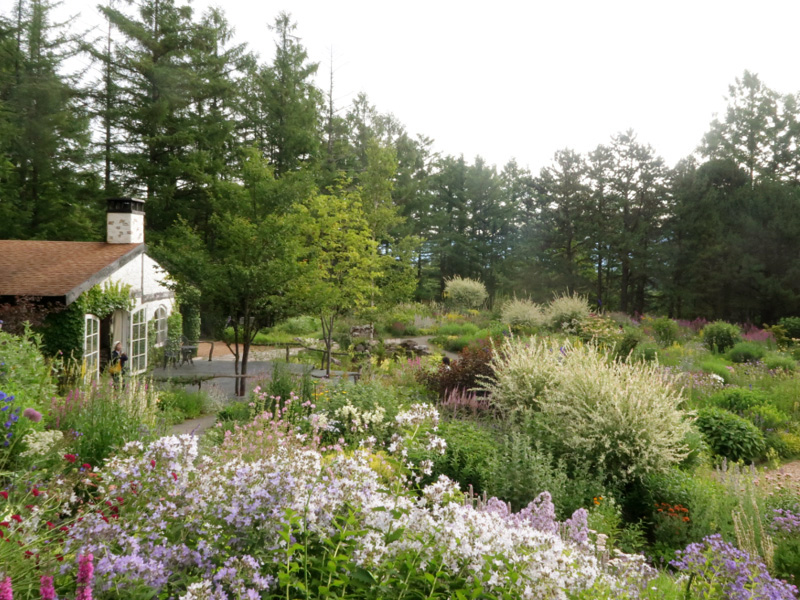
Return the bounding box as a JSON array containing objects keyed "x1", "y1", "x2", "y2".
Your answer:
[{"x1": 41, "y1": 282, "x2": 134, "y2": 357}]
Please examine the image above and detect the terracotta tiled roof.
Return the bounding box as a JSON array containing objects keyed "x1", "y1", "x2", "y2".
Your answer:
[{"x1": 0, "y1": 241, "x2": 143, "y2": 304}]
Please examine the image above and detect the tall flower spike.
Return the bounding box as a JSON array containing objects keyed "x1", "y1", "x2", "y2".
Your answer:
[
  {"x1": 75, "y1": 553, "x2": 94, "y2": 600},
  {"x1": 0, "y1": 577, "x2": 12, "y2": 600},
  {"x1": 39, "y1": 576, "x2": 55, "y2": 600}
]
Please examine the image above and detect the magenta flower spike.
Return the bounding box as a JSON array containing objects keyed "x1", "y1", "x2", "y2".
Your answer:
[
  {"x1": 75, "y1": 554, "x2": 94, "y2": 600},
  {"x1": 39, "y1": 576, "x2": 55, "y2": 600},
  {"x1": 0, "y1": 577, "x2": 12, "y2": 600}
]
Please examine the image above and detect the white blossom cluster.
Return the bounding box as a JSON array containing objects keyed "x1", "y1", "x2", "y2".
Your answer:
[
  {"x1": 334, "y1": 401, "x2": 386, "y2": 434},
  {"x1": 19, "y1": 429, "x2": 64, "y2": 458}
]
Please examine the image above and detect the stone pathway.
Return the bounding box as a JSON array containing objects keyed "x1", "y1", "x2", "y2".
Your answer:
[{"x1": 171, "y1": 414, "x2": 217, "y2": 436}]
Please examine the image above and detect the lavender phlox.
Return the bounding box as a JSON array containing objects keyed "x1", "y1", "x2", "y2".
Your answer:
[
  {"x1": 771, "y1": 507, "x2": 800, "y2": 536},
  {"x1": 671, "y1": 534, "x2": 798, "y2": 600},
  {"x1": 512, "y1": 491, "x2": 559, "y2": 535},
  {"x1": 562, "y1": 508, "x2": 590, "y2": 545}
]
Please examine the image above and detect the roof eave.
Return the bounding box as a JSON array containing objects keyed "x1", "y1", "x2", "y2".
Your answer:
[{"x1": 64, "y1": 244, "x2": 146, "y2": 306}]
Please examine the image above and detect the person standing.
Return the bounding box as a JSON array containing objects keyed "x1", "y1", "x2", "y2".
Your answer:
[{"x1": 109, "y1": 341, "x2": 128, "y2": 384}]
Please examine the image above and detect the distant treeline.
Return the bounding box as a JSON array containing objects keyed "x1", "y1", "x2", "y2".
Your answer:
[{"x1": 2, "y1": 1, "x2": 800, "y2": 322}]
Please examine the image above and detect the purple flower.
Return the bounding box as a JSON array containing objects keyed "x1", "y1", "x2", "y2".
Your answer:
[
  {"x1": 563, "y1": 508, "x2": 589, "y2": 544},
  {"x1": 22, "y1": 408, "x2": 42, "y2": 423}
]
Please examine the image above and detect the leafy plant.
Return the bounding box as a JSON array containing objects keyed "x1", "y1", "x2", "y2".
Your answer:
[
  {"x1": 702, "y1": 321, "x2": 742, "y2": 353},
  {"x1": 726, "y1": 341, "x2": 766, "y2": 363},
  {"x1": 500, "y1": 298, "x2": 544, "y2": 332},
  {"x1": 418, "y1": 342, "x2": 494, "y2": 398},
  {"x1": 695, "y1": 407, "x2": 766, "y2": 462},
  {"x1": 544, "y1": 291, "x2": 591, "y2": 332},
  {"x1": 765, "y1": 354, "x2": 797, "y2": 372},
  {"x1": 709, "y1": 387, "x2": 767, "y2": 413},
  {"x1": 651, "y1": 316, "x2": 680, "y2": 347}
]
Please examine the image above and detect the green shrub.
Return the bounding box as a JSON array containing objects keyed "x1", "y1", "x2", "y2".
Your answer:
[
  {"x1": 433, "y1": 420, "x2": 497, "y2": 495},
  {"x1": 765, "y1": 433, "x2": 791, "y2": 458},
  {"x1": 744, "y1": 404, "x2": 791, "y2": 431},
  {"x1": 765, "y1": 354, "x2": 797, "y2": 372},
  {"x1": 216, "y1": 400, "x2": 251, "y2": 423},
  {"x1": 778, "y1": 316, "x2": 800, "y2": 342},
  {"x1": 709, "y1": 388, "x2": 767, "y2": 413},
  {"x1": 500, "y1": 298, "x2": 544, "y2": 332},
  {"x1": 695, "y1": 408, "x2": 766, "y2": 462},
  {"x1": 159, "y1": 388, "x2": 207, "y2": 420},
  {"x1": 726, "y1": 341, "x2": 767, "y2": 363},
  {"x1": 778, "y1": 432, "x2": 800, "y2": 457},
  {"x1": 699, "y1": 357, "x2": 735, "y2": 383},
  {"x1": 632, "y1": 341, "x2": 659, "y2": 362},
  {"x1": 651, "y1": 316, "x2": 679, "y2": 347},
  {"x1": 434, "y1": 322, "x2": 481, "y2": 337},
  {"x1": 277, "y1": 315, "x2": 320, "y2": 336},
  {"x1": 443, "y1": 276, "x2": 488, "y2": 309},
  {"x1": 544, "y1": 292, "x2": 591, "y2": 332},
  {"x1": 773, "y1": 537, "x2": 800, "y2": 586},
  {"x1": 702, "y1": 321, "x2": 742, "y2": 353},
  {"x1": 614, "y1": 325, "x2": 643, "y2": 359}
]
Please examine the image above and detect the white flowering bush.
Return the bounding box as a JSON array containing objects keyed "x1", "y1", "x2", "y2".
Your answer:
[
  {"x1": 501, "y1": 298, "x2": 545, "y2": 331},
  {"x1": 544, "y1": 291, "x2": 591, "y2": 332},
  {"x1": 443, "y1": 276, "x2": 488, "y2": 310},
  {"x1": 484, "y1": 338, "x2": 693, "y2": 482}
]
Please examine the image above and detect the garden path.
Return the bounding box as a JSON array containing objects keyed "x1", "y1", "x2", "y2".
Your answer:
[
  {"x1": 765, "y1": 460, "x2": 800, "y2": 496},
  {"x1": 171, "y1": 414, "x2": 217, "y2": 436}
]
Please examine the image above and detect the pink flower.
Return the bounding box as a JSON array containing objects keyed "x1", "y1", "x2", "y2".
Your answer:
[
  {"x1": 39, "y1": 576, "x2": 55, "y2": 600},
  {"x1": 75, "y1": 554, "x2": 94, "y2": 600},
  {"x1": 0, "y1": 577, "x2": 12, "y2": 600},
  {"x1": 22, "y1": 408, "x2": 42, "y2": 423}
]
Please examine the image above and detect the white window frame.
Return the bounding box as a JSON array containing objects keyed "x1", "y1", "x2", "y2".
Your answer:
[
  {"x1": 84, "y1": 314, "x2": 100, "y2": 381},
  {"x1": 154, "y1": 306, "x2": 168, "y2": 346},
  {"x1": 129, "y1": 307, "x2": 148, "y2": 374}
]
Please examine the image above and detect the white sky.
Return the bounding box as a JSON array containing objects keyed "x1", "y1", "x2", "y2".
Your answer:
[{"x1": 6, "y1": 0, "x2": 800, "y2": 173}]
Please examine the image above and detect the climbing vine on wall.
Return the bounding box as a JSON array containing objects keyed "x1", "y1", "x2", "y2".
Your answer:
[
  {"x1": 41, "y1": 282, "x2": 134, "y2": 357},
  {"x1": 80, "y1": 282, "x2": 134, "y2": 319}
]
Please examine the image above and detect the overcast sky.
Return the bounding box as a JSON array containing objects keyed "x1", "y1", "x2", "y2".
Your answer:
[{"x1": 8, "y1": 0, "x2": 800, "y2": 173}]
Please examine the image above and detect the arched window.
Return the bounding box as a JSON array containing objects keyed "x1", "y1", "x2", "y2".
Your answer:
[
  {"x1": 84, "y1": 314, "x2": 100, "y2": 381},
  {"x1": 154, "y1": 306, "x2": 168, "y2": 346},
  {"x1": 130, "y1": 308, "x2": 148, "y2": 373}
]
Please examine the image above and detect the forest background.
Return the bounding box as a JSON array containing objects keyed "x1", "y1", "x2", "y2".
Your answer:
[{"x1": 3, "y1": 0, "x2": 800, "y2": 324}]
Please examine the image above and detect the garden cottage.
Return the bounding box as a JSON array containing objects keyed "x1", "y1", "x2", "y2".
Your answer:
[{"x1": 0, "y1": 198, "x2": 175, "y2": 377}]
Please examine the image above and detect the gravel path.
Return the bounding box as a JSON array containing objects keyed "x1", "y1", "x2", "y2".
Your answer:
[
  {"x1": 765, "y1": 460, "x2": 800, "y2": 496},
  {"x1": 171, "y1": 414, "x2": 217, "y2": 436}
]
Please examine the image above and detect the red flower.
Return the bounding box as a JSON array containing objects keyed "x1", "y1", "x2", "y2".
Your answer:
[
  {"x1": 0, "y1": 491, "x2": 7, "y2": 500},
  {"x1": 11, "y1": 515, "x2": 22, "y2": 523},
  {"x1": 171, "y1": 472, "x2": 178, "y2": 481},
  {"x1": 82, "y1": 463, "x2": 91, "y2": 471},
  {"x1": 25, "y1": 504, "x2": 34, "y2": 510},
  {"x1": 64, "y1": 454, "x2": 77, "y2": 463},
  {"x1": 59, "y1": 526, "x2": 69, "y2": 532},
  {"x1": 31, "y1": 488, "x2": 40, "y2": 497},
  {"x1": 46, "y1": 521, "x2": 54, "y2": 529},
  {"x1": 0, "y1": 522, "x2": 9, "y2": 528},
  {"x1": 150, "y1": 459, "x2": 156, "y2": 468}
]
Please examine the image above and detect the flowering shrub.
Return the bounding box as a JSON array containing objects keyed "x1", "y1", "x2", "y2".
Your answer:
[
  {"x1": 544, "y1": 292, "x2": 591, "y2": 333},
  {"x1": 48, "y1": 433, "x2": 657, "y2": 599},
  {"x1": 671, "y1": 534, "x2": 798, "y2": 599}
]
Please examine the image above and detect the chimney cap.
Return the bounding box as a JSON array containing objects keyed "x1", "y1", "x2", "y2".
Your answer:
[{"x1": 106, "y1": 197, "x2": 145, "y2": 215}]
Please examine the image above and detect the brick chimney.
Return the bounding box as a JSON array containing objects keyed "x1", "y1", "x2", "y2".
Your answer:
[{"x1": 106, "y1": 198, "x2": 145, "y2": 244}]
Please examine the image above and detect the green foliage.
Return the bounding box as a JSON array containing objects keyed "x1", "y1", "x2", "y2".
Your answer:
[
  {"x1": 0, "y1": 324, "x2": 55, "y2": 409},
  {"x1": 158, "y1": 388, "x2": 209, "y2": 421},
  {"x1": 764, "y1": 354, "x2": 797, "y2": 372},
  {"x1": 651, "y1": 316, "x2": 680, "y2": 347},
  {"x1": 433, "y1": 420, "x2": 497, "y2": 495},
  {"x1": 778, "y1": 432, "x2": 800, "y2": 457},
  {"x1": 695, "y1": 408, "x2": 766, "y2": 462},
  {"x1": 744, "y1": 404, "x2": 791, "y2": 431},
  {"x1": 615, "y1": 325, "x2": 643, "y2": 359},
  {"x1": 702, "y1": 321, "x2": 742, "y2": 353},
  {"x1": 773, "y1": 537, "x2": 800, "y2": 586},
  {"x1": 277, "y1": 315, "x2": 320, "y2": 336},
  {"x1": 726, "y1": 341, "x2": 766, "y2": 363},
  {"x1": 699, "y1": 356, "x2": 735, "y2": 383},
  {"x1": 182, "y1": 303, "x2": 201, "y2": 345},
  {"x1": 80, "y1": 282, "x2": 134, "y2": 319},
  {"x1": 709, "y1": 387, "x2": 767, "y2": 413},
  {"x1": 778, "y1": 316, "x2": 800, "y2": 342},
  {"x1": 40, "y1": 302, "x2": 84, "y2": 358},
  {"x1": 167, "y1": 312, "x2": 184, "y2": 348},
  {"x1": 443, "y1": 276, "x2": 488, "y2": 309}
]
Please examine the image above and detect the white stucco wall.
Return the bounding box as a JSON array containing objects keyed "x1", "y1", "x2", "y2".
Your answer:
[
  {"x1": 88, "y1": 252, "x2": 176, "y2": 375},
  {"x1": 106, "y1": 213, "x2": 145, "y2": 244}
]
